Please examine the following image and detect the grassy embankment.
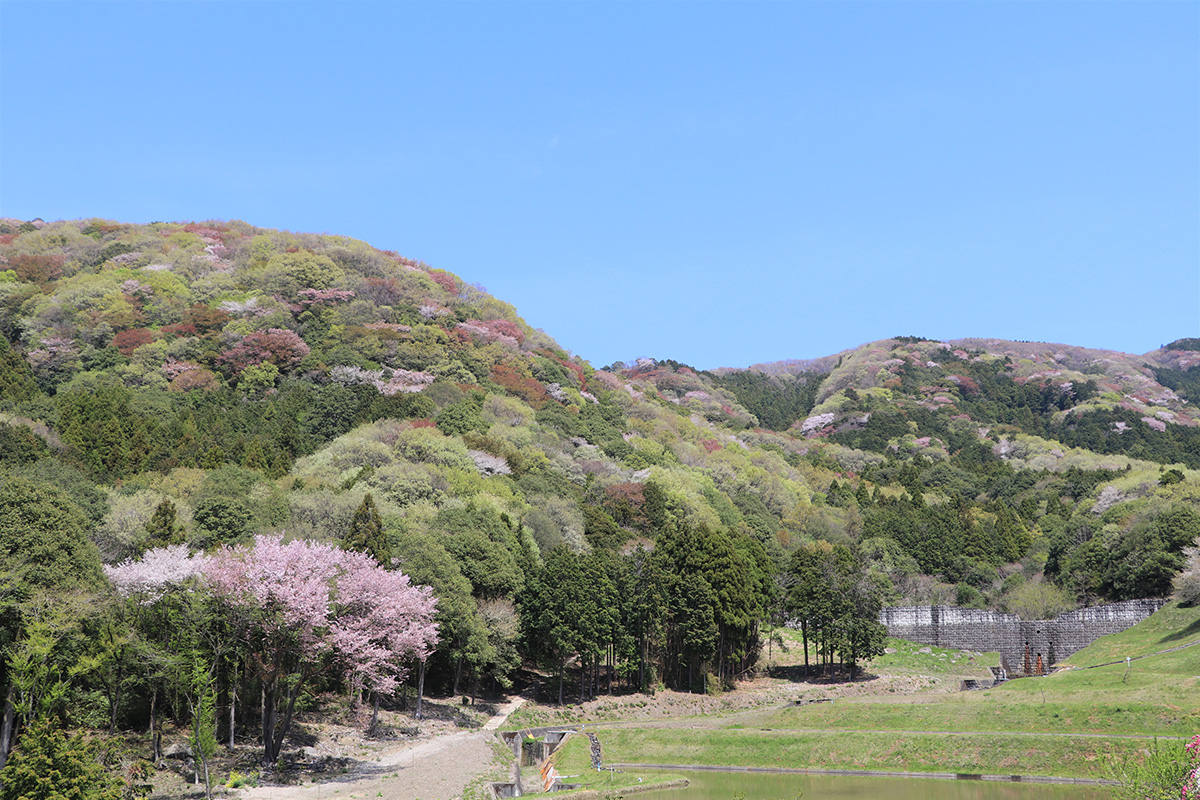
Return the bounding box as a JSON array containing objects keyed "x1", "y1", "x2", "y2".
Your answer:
[{"x1": 535, "y1": 603, "x2": 1199, "y2": 786}]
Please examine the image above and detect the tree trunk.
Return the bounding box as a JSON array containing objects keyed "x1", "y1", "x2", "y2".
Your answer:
[
  {"x1": 228, "y1": 684, "x2": 236, "y2": 749},
  {"x1": 241, "y1": 658, "x2": 251, "y2": 740},
  {"x1": 0, "y1": 685, "x2": 16, "y2": 775},
  {"x1": 415, "y1": 660, "x2": 426, "y2": 720},
  {"x1": 368, "y1": 693, "x2": 380, "y2": 737},
  {"x1": 199, "y1": 752, "x2": 212, "y2": 800},
  {"x1": 150, "y1": 686, "x2": 162, "y2": 765},
  {"x1": 261, "y1": 680, "x2": 277, "y2": 764},
  {"x1": 271, "y1": 678, "x2": 304, "y2": 764},
  {"x1": 452, "y1": 657, "x2": 463, "y2": 697},
  {"x1": 557, "y1": 654, "x2": 565, "y2": 706},
  {"x1": 191, "y1": 695, "x2": 212, "y2": 800},
  {"x1": 607, "y1": 644, "x2": 613, "y2": 695},
  {"x1": 579, "y1": 655, "x2": 586, "y2": 704},
  {"x1": 638, "y1": 638, "x2": 644, "y2": 691},
  {"x1": 801, "y1": 620, "x2": 809, "y2": 678},
  {"x1": 107, "y1": 659, "x2": 123, "y2": 736}
]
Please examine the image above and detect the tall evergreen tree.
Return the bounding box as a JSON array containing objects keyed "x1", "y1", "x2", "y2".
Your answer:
[{"x1": 344, "y1": 494, "x2": 387, "y2": 564}]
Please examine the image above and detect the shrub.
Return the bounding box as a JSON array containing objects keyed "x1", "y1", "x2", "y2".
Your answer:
[
  {"x1": 1003, "y1": 579, "x2": 1076, "y2": 620},
  {"x1": 0, "y1": 716, "x2": 121, "y2": 800}
]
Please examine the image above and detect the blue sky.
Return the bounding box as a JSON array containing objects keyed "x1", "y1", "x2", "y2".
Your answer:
[{"x1": 1, "y1": 1, "x2": 1196, "y2": 370}]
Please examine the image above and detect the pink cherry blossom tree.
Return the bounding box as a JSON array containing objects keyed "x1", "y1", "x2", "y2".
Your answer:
[
  {"x1": 105, "y1": 544, "x2": 206, "y2": 601},
  {"x1": 203, "y1": 535, "x2": 436, "y2": 763},
  {"x1": 104, "y1": 545, "x2": 211, "y2": 764}
]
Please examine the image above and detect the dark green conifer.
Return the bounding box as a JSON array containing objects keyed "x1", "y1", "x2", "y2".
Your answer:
[
  {"x1": 144, "y1": 499, "x2": 182, "y2": 549},
  {"x1": 344, "y1": 493, "x2": 387, "y2": 564},
  {"x1": 0, "y1": 716, "x2": 121, "y2": 800}
]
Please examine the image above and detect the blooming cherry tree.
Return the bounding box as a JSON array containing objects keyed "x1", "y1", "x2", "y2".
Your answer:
[
  {"x1": 105, "y1": 544, "x2": 206, "y2": 601},
  {"x1": 203, "y1": 535, "x2": 436, "y2": 763}
]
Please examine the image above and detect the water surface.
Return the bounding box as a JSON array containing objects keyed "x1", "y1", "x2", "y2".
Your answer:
[{"x1": 626, "y1": 768, "x2": 1112, "y2": 799}]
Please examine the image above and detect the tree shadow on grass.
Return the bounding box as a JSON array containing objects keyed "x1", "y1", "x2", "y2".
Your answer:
[
  {"x1": 1158, "y1": 614, "x2": 1200, "y2": 643},
  {"x1": 767, "y1": 664, "x2": 877, "y2": 684}
]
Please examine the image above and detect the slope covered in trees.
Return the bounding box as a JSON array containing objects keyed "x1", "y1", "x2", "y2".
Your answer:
[{"x1": 0, "y1": 216, "x2": 1197, "y2": 789}]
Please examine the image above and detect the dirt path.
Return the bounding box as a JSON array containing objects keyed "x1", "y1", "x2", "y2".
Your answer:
[
  {"x1": 238, "y1": 699, "x2": 526, "y2": 800},
  {"x1": 239, "y1": 731, "x2": 496, "y2": 800}
]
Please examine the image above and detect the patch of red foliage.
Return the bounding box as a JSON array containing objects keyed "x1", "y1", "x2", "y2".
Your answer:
[
  {"x1": 183, "y1": 304, "x2": 232, "y2": 335},
  {"x1": 701, "y1": 439, "x2": 722, "y2": 453},
  {"x1": 951, "y1": 374, "x2": 980, "y2": 396},
  {"x1": 217, "y1": 328, "x2": 310, "y2": 375},
  {"x1": 409, "y1": 419, "x2": 437, "y2": 429},
  {"x1": 537, "y1": 348, "x2": 587, "y2": 390},
  {"x1": 603, "y1": 482, "x2": 647, "y2": 527},
  {"x1": 112, "y1": 328, "x2": 155, "y2": 356},
  {"x1": 169, "y1": 369, "x2": 219, "y2": 392},
  {"x1": 359, "y1": 277, "x2": 404, "y2": 306},
  {"x1": 491, "y1": 364, "x2": 548, "y2": 408},
  {"x1": 9, "y1": 254, "x2": 65, "y2": 284},
  {"x1": 428, "y1": 270, "x2": 457, "y2": 295},
  {"x1": 0, "y1": 234, "x2": 18, "y2": 246},
  {"x1": 384, "y1": 252, "x2": 424, "y2": 270},
  {"x1": 160, "y1": 323, "x2": 198, "y2": 339},
  {"x1": 182, "y1": 223, "x2": 229, "y2": 242}
]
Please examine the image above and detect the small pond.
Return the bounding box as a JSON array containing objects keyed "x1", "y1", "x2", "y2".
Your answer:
[{"x1": 624, "y1": 768, "x2": 1113, "y2": 799}]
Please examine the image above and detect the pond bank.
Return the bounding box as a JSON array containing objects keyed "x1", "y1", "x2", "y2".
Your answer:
[{"x1": 606, "y1": 762, "x2": 1118, "y2": 785}]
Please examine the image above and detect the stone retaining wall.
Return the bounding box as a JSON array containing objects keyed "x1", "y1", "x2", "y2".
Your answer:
[{"x1": 878, "y1": 598, "x2": 1166, "y2": 674}]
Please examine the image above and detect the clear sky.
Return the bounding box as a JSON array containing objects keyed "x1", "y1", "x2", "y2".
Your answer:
[{"x1": 1, "y1": 1, "x2": 1196, "y2": 370}]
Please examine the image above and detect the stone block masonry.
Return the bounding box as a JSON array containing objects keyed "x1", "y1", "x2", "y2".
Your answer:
[{"x1": 878, "y1": 599, "x2": 1167, "y2": 676}]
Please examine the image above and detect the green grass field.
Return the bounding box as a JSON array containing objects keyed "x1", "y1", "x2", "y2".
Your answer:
[
  {"x1": 592, "y1": 727, "x2": 1138, "y2": 779},
  {"x1": 577, "y1": 602, "x2": 1200, "y2": 781}
]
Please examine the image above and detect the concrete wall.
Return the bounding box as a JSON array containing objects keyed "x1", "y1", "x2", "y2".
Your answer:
[{"x1": 878, "y1": 599, "x2": 1166, "y2": 675}]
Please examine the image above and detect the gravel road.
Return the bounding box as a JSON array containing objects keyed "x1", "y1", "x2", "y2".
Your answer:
[{"x1": 238, "y1": 698, "x2": 527, "y2": 800}]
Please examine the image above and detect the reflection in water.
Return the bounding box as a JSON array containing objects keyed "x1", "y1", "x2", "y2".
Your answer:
[{"x1": 628, "y1": 769, "x2": 1112, "y2": 800}]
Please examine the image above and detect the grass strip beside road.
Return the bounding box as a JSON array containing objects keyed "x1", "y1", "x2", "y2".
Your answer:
[{"x1": 591, "y1": 726, "x2": 1156, "y2": 780}]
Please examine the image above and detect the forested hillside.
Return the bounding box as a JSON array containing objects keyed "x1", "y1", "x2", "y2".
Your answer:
[{"x1": 1, "y1": 217, "x2": 1197, "y2": 783}]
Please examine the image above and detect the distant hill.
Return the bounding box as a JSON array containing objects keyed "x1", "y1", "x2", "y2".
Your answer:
[{"x1": 1, "y1": 216, "x2": 1197, "y2": 702}]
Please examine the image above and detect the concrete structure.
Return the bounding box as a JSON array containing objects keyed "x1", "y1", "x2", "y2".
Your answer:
[{"x1": 878, "y1": 599, "x2": 1166, "y2": 676}]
